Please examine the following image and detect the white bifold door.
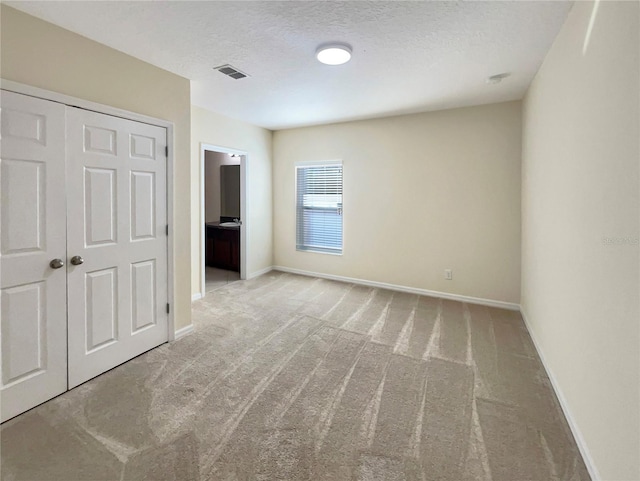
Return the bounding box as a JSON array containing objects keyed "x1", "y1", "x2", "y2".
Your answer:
[
  {"x1": 0, "y1": 92, "x2": 68, "y2": 422},
  {"x1": 66, "y1": 108, "x2": 168, "y2": 388},
  {"x1": 1, "y1": 90, "x2": 169, "y2": 421}
]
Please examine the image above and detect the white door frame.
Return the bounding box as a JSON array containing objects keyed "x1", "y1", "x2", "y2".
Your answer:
[
  {"x1": 199, "y1": 143, "x2": 247, "y2": 297},
  {"x1": 1, "y1": 79, "x2": 177, "y2": 341}
]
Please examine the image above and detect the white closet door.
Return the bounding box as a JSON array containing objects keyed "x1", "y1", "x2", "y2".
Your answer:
[
  {"x1": 66, "y1": 108, "x2": 168, "y2": 388},
  {"x1": 0, "y1": 91, "x2": 68, "y2": 422}
]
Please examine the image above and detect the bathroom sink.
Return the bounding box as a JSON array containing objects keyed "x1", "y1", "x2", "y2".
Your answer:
[{"x1": 219, "y1": 222, "x2": 240, "y2": 227}]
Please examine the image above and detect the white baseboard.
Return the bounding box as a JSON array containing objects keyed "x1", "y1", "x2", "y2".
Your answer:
[
  {"x1": 191, "y1": 292, "x2": 203, "y2": 302},
  {"x1": 520, "y1": 308, "x2": 601, "y2": 481},
  {"x1": 272, "y1": 266, "x2": 520, "y2": 310},
  {"x1": 247, "y1": 266, "x2": 274, "y2": 279},
  {"x1": 174, "y1": 324, "x2": 194, "y2": 340}
]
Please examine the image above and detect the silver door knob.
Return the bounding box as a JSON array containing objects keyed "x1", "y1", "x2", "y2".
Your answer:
[
  {"x1": 70, "y1": 255, "x2": 84, "y2": 266},
  {"x1": 50, "y1": 258, "x2": 64, "y2": 269}
]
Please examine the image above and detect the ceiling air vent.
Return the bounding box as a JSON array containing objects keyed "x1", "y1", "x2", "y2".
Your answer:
[{"x1": 214, "y1": 64, "x2": 249, "y2": 80}]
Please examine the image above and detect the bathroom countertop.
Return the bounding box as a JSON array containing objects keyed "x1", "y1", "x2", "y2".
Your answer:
[{"x1": 205, "y1": 221, "x2": 240, "y2": 230}]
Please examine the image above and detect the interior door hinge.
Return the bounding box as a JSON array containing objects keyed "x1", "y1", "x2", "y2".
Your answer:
[
  {"x1": 165, "y1": 146, "x2": 168, "y2": 156},
  {"x1": 166, "y1": 224, "x2": 169, "y2": 236},
  {"x1": 166, "y1": 303, "x2": 170, "y2": 314}
]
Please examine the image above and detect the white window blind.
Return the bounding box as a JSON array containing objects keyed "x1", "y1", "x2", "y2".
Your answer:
[{"x1": 296, "y1": 163, "x2": 343, "y2": 254}]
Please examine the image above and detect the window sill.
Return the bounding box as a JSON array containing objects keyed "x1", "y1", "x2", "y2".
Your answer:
[{"x1": 296, "y1": 248, "x2": 343, "y2": 256}]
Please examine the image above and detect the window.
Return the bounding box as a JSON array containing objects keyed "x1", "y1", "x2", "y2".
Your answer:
[{"x1": 296, "y1": 162, "x2": 343, "y2": 254}]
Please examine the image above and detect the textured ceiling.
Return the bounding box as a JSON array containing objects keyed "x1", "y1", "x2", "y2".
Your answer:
[{"x1": 8, "y1": 1, "x2": 572, "y2": 130}]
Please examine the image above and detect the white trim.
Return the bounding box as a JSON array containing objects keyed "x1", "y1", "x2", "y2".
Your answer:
[
  {"x1": 191, "y1": 293, "x2": 204, "y2": 302},
  {"x1": 296, "y1": 248, "x2": 343, "y2": 256},
  {"x1": 2, "y1": 80, "x2": 173, "y2": 128},
  {"x1": 295, "y1": 159, "x2": 342, "y2": 167},
  {"x1": 173, "y1": 324, "x2": 194, "y2": 340},
  {"x1": 165, "y1": 123, "x2": 176, "y2": 341},
  {"x1": 272, "y1": 266, "x2": 520, "y2": 310},
  {"x1": 520, "y1": 308, "x2": 601, "y2": 481},
  {"x1": 247, "y1": 266, "x2": 273, "y2": 279},
  {"x1": 199, "y1": 143, "x2": 248, "y2": 299},
  {"x1": 2, "y1": 79, "x2": 177, "y2": 343}
]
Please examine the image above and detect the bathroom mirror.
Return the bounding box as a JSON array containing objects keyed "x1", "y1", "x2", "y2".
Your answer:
[{"x1": 220, "y1": 164, "x2": 240, "y2": 218}]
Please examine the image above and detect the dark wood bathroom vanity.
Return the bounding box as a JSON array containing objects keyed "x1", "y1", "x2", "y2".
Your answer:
[{"x1": 206, "y1": 222, "x2": 240, "y2": 272}]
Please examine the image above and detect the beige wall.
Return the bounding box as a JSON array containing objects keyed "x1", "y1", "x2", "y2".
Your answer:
[
  {"x1": 1, "y1": 6, "x2": 192, "y2": 330},
  {"x1": 191, "y1": 106, "x2": 273, "y2": 293},
  {"x1": 273, "y1": 101, "x2": 522, "y2": 304},
  {"x1": 204, "y1": 151, "x2": 240, "y2": 223},
  {"x1": 521, "y1": 1, "x2": 639, "y2": 479}
]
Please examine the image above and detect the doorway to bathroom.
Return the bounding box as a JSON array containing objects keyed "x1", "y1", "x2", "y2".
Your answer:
[{"x1": 200, "y1": 144, "x2": 247, "y2": 297}]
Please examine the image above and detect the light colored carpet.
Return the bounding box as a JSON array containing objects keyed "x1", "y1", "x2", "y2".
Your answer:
[{"x1": 1, "y1": 271, "x2": 590, "y2": 480}]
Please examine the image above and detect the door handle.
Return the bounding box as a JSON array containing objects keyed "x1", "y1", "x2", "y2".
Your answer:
[
  {"x1": 70, "y1": 255, "x2": 84, "y2": 266},
  {"x1": 50, "y1": 258, "x2": 64, "y2": 269}
]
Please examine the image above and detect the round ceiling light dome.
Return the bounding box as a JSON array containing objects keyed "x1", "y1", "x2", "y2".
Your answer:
[{"x1": 316, "y1": 43, "x2": 352, "y2": 65}]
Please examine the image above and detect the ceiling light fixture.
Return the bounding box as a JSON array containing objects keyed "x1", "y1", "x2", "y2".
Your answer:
[
  {"x1": 316, "y1": 43, "x2": 352, "y2": 65},
  {"x1": 486, "y1": 72, "x2": 511, "y2": 84}
]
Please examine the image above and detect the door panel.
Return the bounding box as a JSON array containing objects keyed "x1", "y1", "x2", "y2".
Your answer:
[
  {"x1": 131, "y1": 171, "x2": 156, "y2": 240},
  {"x1": 131, "y1": 260, "x2": 156, "y2": 333},
  {"x1": 1, "y1": 282, "x2": 46, "y2": 382},
  {"x1": 0, "y1": 91, "x2": 67, "y2": 422},
  {"x1": 66, "y1": 108, "x2": 168, "y2": 388},
  {"x1": 85, "y1": 267, "x2": 118, "y2": 352},
  {"x1": 84, "y1": 167, "x2": 117, "y2": 246},
  {"x1": 1, "y1": 159, "x2": 45, "y2": 253}
]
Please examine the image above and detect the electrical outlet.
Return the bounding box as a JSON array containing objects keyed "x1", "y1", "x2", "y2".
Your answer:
[{"x1": 444, "y1": 269, "x2": 453, "y2": 280}]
